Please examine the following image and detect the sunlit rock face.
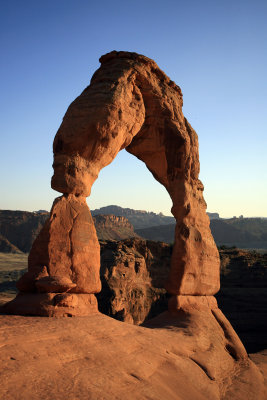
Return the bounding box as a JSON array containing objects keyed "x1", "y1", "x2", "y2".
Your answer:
[
  {"x1": 6, "y1": 51, "x2": 220, "y2": 316},
  {"x1": 3, "y1": 51, "x2": 266, "y2": 400},
  {"x1": 52, "y1": 50, "x2": 220, "y2": 296}
]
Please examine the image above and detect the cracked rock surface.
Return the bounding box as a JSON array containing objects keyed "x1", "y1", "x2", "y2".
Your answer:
[{"x1": 0, "y1": 312, "x2": 265, "y2": 400}]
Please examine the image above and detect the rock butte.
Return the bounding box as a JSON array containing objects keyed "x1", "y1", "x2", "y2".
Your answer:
[{"x1": 1, "y1": 51, "x2": 265, "y2": 399}]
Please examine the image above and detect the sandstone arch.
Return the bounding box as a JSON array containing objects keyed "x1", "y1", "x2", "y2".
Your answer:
[{"x1": 6, "y1": 51, "x2": 220, "y2": 316}]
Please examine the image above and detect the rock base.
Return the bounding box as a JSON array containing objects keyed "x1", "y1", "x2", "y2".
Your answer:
[
  {"x1": 168, "y1": 295, "x2": 248, "y2": 361},
  {"x1": 168, "y1": 295, "x2": 218, "y2": 311},
  {"x1": 1, "y1": 293, "x2": 98, "y2": 317}
]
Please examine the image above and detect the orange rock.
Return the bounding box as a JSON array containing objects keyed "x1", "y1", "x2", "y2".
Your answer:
[
  {"x1": 51, "y1": 51, "x2": 220, "y2": 296},
  {"x1": 12, "y1": 194, "x2": 101, "y2": 316},
  {"x1": 3, "y1": 293, "x2": 98, "y2": 317},
  {"x1": 26, "y1": 194, "x2": 101, "y2": 295},
  {"x1": 8, "y1": 50, "x2": 220, "y2": 316}
]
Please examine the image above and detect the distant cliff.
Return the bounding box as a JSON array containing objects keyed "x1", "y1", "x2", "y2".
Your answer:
[
  {"x1": 136, "y1": 218, "x2": 267, "y2": 250},
  {"x1": 91, "y1": 205, "x2": 175, "y2": 229},
  {"x1": 1, "y1": 207, "x2": 266, "y2": 252},
  {"x1": 0, "y1": 210, "x2": 49, "y2": 253},
  {"x1": 0, "y1": 210, "x2": 138, "y2": 252},
  {"x1": 210, "y1": 218, "x2": 267, "y2": 249},
  {"x1": 93, "y1": 214, "x2": 139, "y2": 241},
  {"x1": 92, "y1": 205, "x2": 220, "y2": 228}
]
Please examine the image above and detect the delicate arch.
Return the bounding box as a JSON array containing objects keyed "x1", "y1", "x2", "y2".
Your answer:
[{"x1": 51, "y1": 51, "x2": 220, "y2": 295}]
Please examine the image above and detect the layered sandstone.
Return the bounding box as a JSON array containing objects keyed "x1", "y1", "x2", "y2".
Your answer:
[
  {"x1": 0, "y1": 313, "x2": 265, "y2": 400},
  {"x1": 4, "y1": 195, "x2": 100, "y2": 316}
]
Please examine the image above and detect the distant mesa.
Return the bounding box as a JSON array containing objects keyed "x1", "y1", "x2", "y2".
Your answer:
[
  {"x1": 91, "y1": 205, "x2": 175, "y2": 229},
  {"x1": 208, "y1": 212, "x2": 220, "y2": 220},
  {"x1": 1, "y1": 206, "x2": 267, "y2": 251},
  {"x1": 93, "y1": 214, "x2": 139, "y2": 241}
]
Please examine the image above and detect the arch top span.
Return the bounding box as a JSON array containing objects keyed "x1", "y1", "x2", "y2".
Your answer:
[{"x1": 51, "y1": 50, "x2": 195, "y2": 200}]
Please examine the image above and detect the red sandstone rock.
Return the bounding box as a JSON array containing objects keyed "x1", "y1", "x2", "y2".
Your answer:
[
  {"x1": 11, "y1": 194, "x2": 101, "y2": 316},
  {"x1": 50, "y1": 50, "x2": 220, "y2": 296},
  {"x1": 3, "y1": 293, "x2": 98, "y2": 317},
  {"x1": 9, "y1": 50, "x2": 219, "y2": 315},
  {"x1": 26, "y1": 194, "x2": 101, "y2": 294},
  {"x1": 0, "y1": 313, "x2": 265, "y2": 400}
]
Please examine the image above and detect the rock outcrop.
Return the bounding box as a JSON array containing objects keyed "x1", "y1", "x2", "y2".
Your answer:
[
  {"x1": 1, "y1": 240, "x2": 267, "y2": 353},
  {"x1": 1, "y1": 51, "x2": 265, "y2": 398},
  {"x1": 1, "y1": 313, "x2": 266, "y2": 400},
  {"x1": 5, "y1": 195, "x2": 100, "y2": 316},
  {"x1": 97, "y1": 239, "x2": 267, "y2": 353},
  {"x1": 94, "y1": 214, "x2": 139, "y2": 240},
  {"x1": 3, "y1": 50, "x2": 220, "y2": 316},
  {"x1": 92, "y1": 205, "x2": 175, "y2": 229},
  {"x1": 97, "y1": 239, "x2": 171, "y2": 324}
]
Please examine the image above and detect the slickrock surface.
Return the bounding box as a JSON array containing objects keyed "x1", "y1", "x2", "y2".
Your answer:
[
  {"x1": 0, "y1": 311, "x2": 265, "y2": 400},
  {"x1": 1, "y1": 242, "x2": 266, "y2": 352}
]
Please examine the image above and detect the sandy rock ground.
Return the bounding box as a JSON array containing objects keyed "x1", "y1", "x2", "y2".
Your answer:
[{"x1": 0, "y1": 311, "x2": 266, "y2": 400}]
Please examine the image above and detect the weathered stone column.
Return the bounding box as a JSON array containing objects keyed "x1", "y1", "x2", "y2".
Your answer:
[{"x1": 4, "y1": 195, "x2": 100, "y2": 316}]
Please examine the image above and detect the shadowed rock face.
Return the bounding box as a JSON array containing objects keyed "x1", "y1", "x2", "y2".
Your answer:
[
  {"x1": 5, "y1": 51, "x2": 219, "y2": 315},
  {"x1": 97, "y1": 239, "x2": 171, "y2": 324}
]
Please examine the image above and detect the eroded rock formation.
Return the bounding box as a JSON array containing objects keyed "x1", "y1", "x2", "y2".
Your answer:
[
  {"x1": 5, "y1": 50, "x2": 220, "y2": 315},
  {"x1": 2, "y1": 51, "x2": 266, "y2": 398},
  {"x1": 97, "y1": 239, "x2": 171, "y2": 324}
]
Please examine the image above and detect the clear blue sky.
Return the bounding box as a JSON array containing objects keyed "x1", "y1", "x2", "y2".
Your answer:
[{"x1": 1, "y1": 0, "x2": 266, "y2": 217}]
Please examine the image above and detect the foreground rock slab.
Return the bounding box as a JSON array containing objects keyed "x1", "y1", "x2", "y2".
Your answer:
[{"x1": 0, "y1": 312, "x2": 265, "y2": 400}]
